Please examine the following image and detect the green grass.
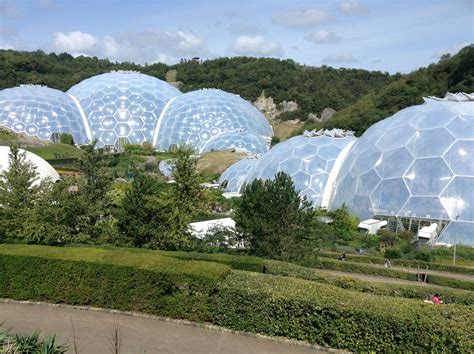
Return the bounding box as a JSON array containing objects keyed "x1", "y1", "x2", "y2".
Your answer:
[
  {"x1": 0, "y1": 128, "x2": 18, "y2": 141},
  {"x1": 26, "y1": 144, "x2": 83, "y2": 160}
]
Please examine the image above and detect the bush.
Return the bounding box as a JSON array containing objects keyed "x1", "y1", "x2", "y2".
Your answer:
[
  {"x1": 0, "y1": 326, "x2": 67, "y2": 353},
  {"x1": 264, "y1": 260, "x2": 474, "y2": 305},
  {"x1": 59, "y1": 133, "x2": 74, "y2": 145},
  {"x1": 384, "y1": 247, "x2": 401, "y2": 260},
  {"x1": 212, "y1": 271, "x2": 472, "y2": 352},
  {"x1": 0, "y1": 244, "x2": 229, "y2": 322}
]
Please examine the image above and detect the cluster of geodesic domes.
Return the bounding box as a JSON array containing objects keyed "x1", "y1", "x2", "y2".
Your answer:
[
  {"x1": 0, "y1": 71, "x2": 272, "y2": 154},
  {"x1": 219, "y1": 94, "x2": 474, "y2": 246}
]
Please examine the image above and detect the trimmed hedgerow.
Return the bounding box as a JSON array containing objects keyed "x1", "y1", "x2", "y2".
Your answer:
[
  {"x1": 318, "y1": 251, "x2": 474, "y2": 275},
  {"x1": 264, "y1": 260, "x2": 474, "y2": 305},
  {"x1": 212, "y1": 271, "x2": 474, "y2": 352},
  {"x1": 0, "y1": 245, "x2": 230, "y2": 321},
  {"x1": 162, "y1": 251, "x2": 264, "y2": 272},
  {"x1": 302, "y1": 258, "x2": 474, "y2": 291}
]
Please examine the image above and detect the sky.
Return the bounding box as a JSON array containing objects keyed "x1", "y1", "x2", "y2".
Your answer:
[{"x1": 0, "y1": 0, "x2": 472, "y2": 73}]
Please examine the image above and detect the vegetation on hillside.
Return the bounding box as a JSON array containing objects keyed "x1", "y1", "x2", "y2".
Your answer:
[{"x1": 298, "y1": 45, "x2": 474, "y2": 135}]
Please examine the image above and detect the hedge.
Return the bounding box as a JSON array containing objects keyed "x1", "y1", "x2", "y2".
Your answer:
[
  {"x1": 318, "y1": 251, "x2": 474, "y2": 275},
  {"x1": 162, "y1": 251, "x2": 264, "y2": 272},
  {"x1": 264, "y1": 260, "x2": 474, "y2": 305},
  {"x1": 302, "y1": 257, "x2": 474, "y2": 291},
  {"x1": 212, "y1": 271, "x2": 474, "y2": 352},
  {"x1": 1, "y1": 245, "x2": 473, "y2": 352},
  {"x1": 0, "y1": 245, "x2": 229, "y2": 322}
]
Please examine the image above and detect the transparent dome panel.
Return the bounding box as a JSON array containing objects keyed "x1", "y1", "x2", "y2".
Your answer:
[
  {"x1": 330, "y1": 96, "x2": 474, "y2": 244},
  {"x1": 68, "y1": 71, "x2": 181, "y2": 148},
  {"x1": 246, "y1": 132, "x2": 356, "y2": 207},
  {"x1": 0, "y1": 85, "x2": 89, "y2": 144},
  {"x1": 154, "y1": 89, "x2": 272, "y2": 152},
  {"x1": 200, "y1": 130, "x2": 269, "y2": 154},
  {"x1": 218, "y1": 158, "x2": 258, "y2": 193}
]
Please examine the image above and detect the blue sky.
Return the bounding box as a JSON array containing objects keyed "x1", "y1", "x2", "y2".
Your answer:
[{"x1": 0, "y1": 0, "x2": 472, "y2": 73}]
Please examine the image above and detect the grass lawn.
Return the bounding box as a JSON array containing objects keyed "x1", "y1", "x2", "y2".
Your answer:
[{"x1": 26, "y1": 143, "x2": 83, "y2": 160}]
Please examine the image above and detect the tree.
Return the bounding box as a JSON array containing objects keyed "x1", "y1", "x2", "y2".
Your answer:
[
  {"x1": 0, "y1": 145, "x2": 48, "y2": 239},
  {"x1": 165, "y1": 146, "x2": 205, "y2": 247},
  {"x1": 118, "y1": 173, "x2": 168, "y2": 247},
  {"x1": 234, "y1": 172, "x2": 315, "y2": 259},
  {"x1": 59, "y1": 133, "x2": 74, "y2": 145},
  {"x1": 75, "y1": 141, "x2": 111, "y2": 240}
]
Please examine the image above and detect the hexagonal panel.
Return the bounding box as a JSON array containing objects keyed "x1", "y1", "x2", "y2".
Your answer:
[
  {"x1": 374, "y1": 147, "x2": 413, "y2": 179},
  {"x1": 371, "y1": 178, "x2": 410, "y2": 216},
  {"x1": 400, "y1": 197, "x2": 450, "y2": 219},
  {"x1": 444, "y1": 140, "x2": 474, "y2": 176},
  {"x1": 407, "y1": 128, "x2": 455, "y2": 157},
  {"x1": 404, "y1": 158, "x2": 453, "y2": 196},
  {"x1": 440, "y1": 177, "x2": 474, "y2": 222}
]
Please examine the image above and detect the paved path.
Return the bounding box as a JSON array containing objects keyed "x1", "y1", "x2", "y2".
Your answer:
[{"x1": 0, "y1": 301, "x2": 331, "y2": 354}]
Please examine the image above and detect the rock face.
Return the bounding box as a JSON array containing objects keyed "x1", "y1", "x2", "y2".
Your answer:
[
  {"x1": 307, "y1": 108, "x2": 337, "y2": 122},
  {"x1": 254, "y1": 92, "x2": 299, "y2": 120}
]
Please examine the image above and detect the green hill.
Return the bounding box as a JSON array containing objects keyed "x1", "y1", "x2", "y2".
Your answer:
[{"x1": 310, "y1": 45, "x2": 474, "y2": 135}]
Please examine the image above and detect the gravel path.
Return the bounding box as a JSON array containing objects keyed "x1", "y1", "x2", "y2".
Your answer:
[{"x1": 0, "y1": 300, "x2": 334, "y2": 354}]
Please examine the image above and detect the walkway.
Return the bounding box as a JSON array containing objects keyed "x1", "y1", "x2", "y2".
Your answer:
[{"x1": 0, "y1": 300, "x2": 332, "y2": 354}]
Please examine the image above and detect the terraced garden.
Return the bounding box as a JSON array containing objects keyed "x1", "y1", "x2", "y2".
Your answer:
[{"x1": 0, "y1": 244, "x2": 472, "y2": 352}]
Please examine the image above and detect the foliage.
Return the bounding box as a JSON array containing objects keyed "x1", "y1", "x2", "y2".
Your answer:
[
  {"x1": 0, "y1": 145, "x2": 49, "y2": 239},
  {"x1": 212, "y1": 271, "x2": 472, "y2": 352},
  {"x1": 0, "y1": 326, "x2": 67, "y2": 354},
  {"x1": 118, "y1": 172, "x2": 172, "y2": 248},
  {"x1": 59, "y1": 133, "x2": 74, "y2": 145},
  {"x1": 26, "y1": 143, "x2": 83, "y2": 160},
  {"x1": 0, "y1": 244, "x2": 230, "y2": 321},
  {"x1": 234, "y1": 172, "x2": 316, "y2": 259},
  {"x1": 264, "y1": 259, "x2": 474, "y2": 305},
  {"x1": 307, "y1": 45, "x2": 474, "y2": 135}
]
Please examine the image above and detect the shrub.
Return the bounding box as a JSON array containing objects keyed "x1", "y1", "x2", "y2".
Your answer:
[
  {"x1": 59, "y1": 133, "x2": 74, "y2": 145},
  {"x1": 212, "y1": 271, "x2": 473, "y2": 352},
  {"x1": 264, "y1": 260, "x2": 474, "y2": 305},
  {"x1": 384, "y1": 247, "x2": 401, "y2": 260},
  {"x1": 0, "y1": 245, "x2": 230, "y2": 322}
]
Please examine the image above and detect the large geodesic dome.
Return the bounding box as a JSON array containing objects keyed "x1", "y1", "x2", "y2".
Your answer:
[
  {"x1": 329, "y1": 93, "x2": 474, "y2": 246},
  {"x1": 246, "y1": 129, "x2": 357, "y2": 206},
  {"x1": 153, "y1": 89, "x2": 272, "y2": 153},
  {"x1": 219, "y1": 157, "x2": 259, "y2": 192},
  {"x1": 0, "y1": 146, "x2": 60, "y2": 183},
  {"x1": 68, "y1": 71, "x2": 181, "y2": 149},
  {"x1": 0, "y1": 85, "x2": 89, "y2": 144}
]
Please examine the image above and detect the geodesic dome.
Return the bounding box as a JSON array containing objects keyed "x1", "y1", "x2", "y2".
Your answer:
[
  {"x1": 0, "y1": 85, "x2": 89, "y2": 144},
  {"x1": 158, "y1": 159, "x2": 173, "y2": 178},
  {"x1": 219, "y1": 157, "x2": 259, "y2": 192},
  {"x1": 201, "y1": 130, "x2": 269, "y2": 154},
  {"x1": 246, "y1": 129, "x2": 357, "y2": 206},
  {"x1": 329, "y1": 93, "x2": 474, "y2": 246},
  {"x1": 68, "y1": 71, "x2": 181, "y2": 149},
  {"x1": 153, "y1": 89, "x2": 272, "y2": 153},
  {"x1": 0, "y1": 146, "x2": 60, "y2": 183}
]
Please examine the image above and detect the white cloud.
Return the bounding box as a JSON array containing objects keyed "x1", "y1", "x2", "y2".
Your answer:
[
  {"x1": 322, "y1": 53, "x2": 359, "y2": 63},
  {"x1": 307, "y1": 30, "x2": 341, "y2": 44},
  {"x1": 228, "y1": 23, "x2": 260, "y2": 35},
  {"x1": 52, "y1": 31, "x2": 98, "y2": 55},
  {"x1": 338, "y1": 0, "x2": 367, "y2": 15},
  {"x1": 230, "y1": 35, "x2": 282, "y2": 56},
  {"x1": 50, "y1": 30, "x2": 209, "y2": 64},
  {"x1": 0, "y1": 0, "x2": 21, "y2": 18},
  {"x1": 272, "y1": 8, "x2": 329, "y2": 28}
]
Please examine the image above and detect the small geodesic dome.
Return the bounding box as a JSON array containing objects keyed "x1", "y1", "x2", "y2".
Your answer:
[
  {"x1": 153, "y1": 89, "x2": 272, "y2": 153},
  {"x1": 0, "y1": 146, "x2": 60, "y2": 183},
  {"x1": 0, "y1": 85, "x2": 89, "y2": 144},
  {"x1": 218, "y1": 157, "x2": 259, "y2": 192},
  {"x1": 68, "y1": 71, "x2": 181, "y2": 149},
  {"x1": 200, "y1": 130, "x2": 269, "y2": 154},
  {"x1": 245, "y1": 129, "x2": 357, "y2": 206},
  {"x1": 329, "y1": 93, "x2": 474, "y2": 246}
]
